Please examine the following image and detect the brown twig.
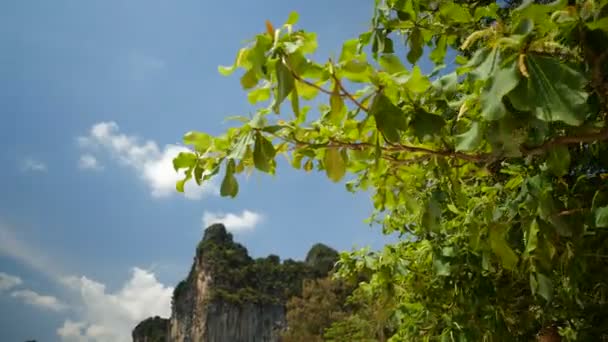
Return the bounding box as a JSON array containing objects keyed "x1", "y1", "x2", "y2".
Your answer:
[
  {"x1": 521, "y1": 129, "x2": 608, "y2": 156},
  {"x1": 331, "y1": 73, "x2": 369, "y2": 112}
]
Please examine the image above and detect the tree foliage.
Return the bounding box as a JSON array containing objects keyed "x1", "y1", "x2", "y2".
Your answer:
[{"x1": 175, "y1": 1, "x2": 608, "y2": 340}]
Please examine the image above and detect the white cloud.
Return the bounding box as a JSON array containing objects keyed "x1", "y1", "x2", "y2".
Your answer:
[
  {"x1": 11, "y1": 289, "x2": 66, "y2": 311},
  {"x1": 21, "y1": 157, "x2": 47, "y2": 172},
  {"x1": 202, "y1": 210, "x2": 263, "y2": 233},
  {"x1": 58, "y1": 267, "x2": 173, "y2": 342},
  {"x1": 78, "y1": 154, "x2": 102, "y2": 170},
  {"x1": 0, "y1": 224, "x2": 62, "y2": 280},
  {"x1": 0, "y1": 272, "x2": 22, "y2": 291},
  {"x1": 57, "y1": 320, "x2": 87, "y2": 341},
  {"x1": 78, "y1": 121, "x2": 217, "y2": 199}
]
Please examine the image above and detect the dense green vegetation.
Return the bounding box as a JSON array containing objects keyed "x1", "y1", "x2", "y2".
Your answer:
[
  {"x1": 172, "y1": 224, "x2": 339, "y2": 308},
  {"x1": 132, "y1": 316, "x2": 169, "y2": 342},
  {"x1": 174, "y1": 0, "x2": 608, "y2": 340}
]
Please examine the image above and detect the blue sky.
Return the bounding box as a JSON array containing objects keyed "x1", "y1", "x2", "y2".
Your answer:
[{"x1": 0, "y1": 1, "x2": 400, "y2": 340}]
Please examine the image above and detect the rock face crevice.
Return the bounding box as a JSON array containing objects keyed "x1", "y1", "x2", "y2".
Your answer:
[{"x1": 133, "y1": 224, "x2": 338, "y2": 342}]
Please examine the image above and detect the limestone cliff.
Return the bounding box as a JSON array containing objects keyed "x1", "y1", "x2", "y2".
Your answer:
[{"x1": 133, "y1": 223, "x2": 337, "y2": 342}]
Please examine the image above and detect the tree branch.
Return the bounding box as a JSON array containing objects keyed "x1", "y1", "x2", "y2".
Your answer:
[
  {"x1": 331, "y1": 73, "x2": 369, "y2": 112},
  {"x1": 521, "y1": 129, "x2": 608, "y2": 155}
]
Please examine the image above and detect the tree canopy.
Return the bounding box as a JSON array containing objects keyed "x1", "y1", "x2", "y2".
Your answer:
[{"x1": 174, "y1": 0, "x2": 608, "y2": 340}]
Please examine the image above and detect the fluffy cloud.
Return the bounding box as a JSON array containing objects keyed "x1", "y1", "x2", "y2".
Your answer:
[
  {"x1": 11, "y1": 289, "x2": 66, "y2": 311},
  {"x1": 0, "y1": 224, "x2": 62, "y2": 280},
  {"x1": 21, "y1": 157, "x2": 47, "y2": 172},
  {"x1": 0, "y1": 272, "x2": 22, "y2": 291},
  {"x1": 78, "y1": 154, "x2": 102, "y2": 170},
  {"x1": 58, "y1": 267, "x2": 173, "y2": 342},
  {"x1": 202, "y1": 210, "x2": 263, "y2": 233},
  {"x1": 78, "y1": 121, "x2": 217, "y2": 199}
]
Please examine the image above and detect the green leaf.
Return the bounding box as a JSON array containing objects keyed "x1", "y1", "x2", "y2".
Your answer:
[
  {"x1": 536, "y1": 272, "x2": 553, "y2": 301},
  {"x1": 176, "y1": 175, "x2": 189, "y2": 193},
  {"x1": 434, "y1": 259, "x2": 451, "y2": 276},
  {"x1": 273, "y1": 60, "x2": 295, "y2": 113},
  {"x1": 587, "y1": 17, "x2": 608, "y2": 31},
  {"x1": 183, "y1": 132, "x2": 212, "y2": 152},
  {"x1": 409, "y1": 109, "x2": 445, "y2": 140},
  {"x1": 329, "y1": 84, "x2": 346, "y2": 125},
  {"x1": 440, "y1": 2, "x2": 472, "y2": 23},
  {"x1": 173, "y1": 152, "x2": 197, "y2": 171},
  {"x1": 194, "y1": 166, "x2": 204, "y2": 186},
  {"x1": 508, "y1": 55, "x2": 588, "y2": 125},
  {"x1": 370, "y1": 93, "x2": 407, "y2": 143},
  {"x1": 407, "y1": 28, "x2": 423, "y2": 65},
  {"x1": 405, "y1": 66, "x2": 431, "y2": 93},
  {"x1": 546, "y1": 145, "x2": 571, "y2": 177},
  {"x1": 339, "y1": 39, "x2": 359, "y2": 63},
  {"x1": 595, "y1": 206, "x2": 608, "y2": 228},
  {"x1": 525, "y1": 219, "x2": 539, "y2": 255},
  {"x1": 470, "y1": 48, "x2": 499, "y2": 80},
  {"x1": 480, "y1": 60, "x2": 520, "y2": 120},
  {"x1": 489, "y1": 224, "x2": 519, "y2": 270},
  {"x1": 247, "y1": 84, "x2": 271, "y2": 104},
  {"x1": 253, "y1": 132, "x2": 276, "y2": 172},
  {"x1": 240, "y1": 69, "x2": 258, "y2": 89},
  {"x1": 324, "y1": 148, "x2": 346, "y2": 182},
  {"x1": 455, "y1": 122, "x2": 482, "y2": 152},
  {"x1": 285, "y1": 11, "x2": 299, "y2": 25},
  {"x1": 429, "y1": 35, "x2": 448, "y2": 65},
  {"x1": 218, "y1": 48, "x2": 248, "y2": 76},
  {"x1": 433, "y1": 72, "x2": 458, "y2": 94},
  {"x1": 220, "y1": 159, "x2": 238, "y2": 198},
  {"x1": 291, "y1": 86, "x2": 302, "y2": 122},
  {"x1": 378, "y1": 54, "x2": 407, "y2": 75},
  {"x1": 421, "y1": 195, "x2": 441, "y2": 232},
  {"x1": 303, "y1": 159, "x2": 313, "y2": 172},
  {"x1": 227, "y1": 132, "x2": 254, "y2": 160}
]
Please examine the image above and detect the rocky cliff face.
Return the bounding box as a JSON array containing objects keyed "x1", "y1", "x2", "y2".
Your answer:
[{"x1": 133, "y1": 224, "x2": 336, "y2": 342}]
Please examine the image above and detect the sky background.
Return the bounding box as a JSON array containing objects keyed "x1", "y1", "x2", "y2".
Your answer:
[{"x1": 0, "y1": 1, "x2": 400, "y2": 341}]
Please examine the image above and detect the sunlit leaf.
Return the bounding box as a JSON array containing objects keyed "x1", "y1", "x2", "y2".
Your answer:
[{"x1": 324, "y1": 148, "x2": 346, "y2": 182}]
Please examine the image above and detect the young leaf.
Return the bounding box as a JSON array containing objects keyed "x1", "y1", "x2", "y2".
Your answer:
[
  {"x1": 273, "y1": 60, "x2": 295, "y2": 113},
  {"x1": 378, "y1": 54, "x2": 407, "y2": 75},
  {"x1": 183, "y1": 132, "x2": 212, "y2": 152},
  {"x1": 240, "y1": 69, "x2": 258, "y2": 89},
  {"x1": 176, "y1": 170, "x2": 192, "y2": 193},
  {"x1": 329, "y1": 83, "x2": 346, "y2": 124},
  {"x1": 405, "y1": 66, "x2": 431, "y2": 93},
  {"x1": 324, "y1": 148, "x2": 346, "y2": 182},
  {"x1": 173, "y1": 152, "x2": 197, "y2": 171},
  {"x1": 220, "y1": 159, "x2": 239, "y2": 198},
  {"x1": 285, "y1": 11, "x2": 299, "y2": 25},
  {"x1": 407, "y1": 28, "x2": 423, "y2": 65},
  {"x1": 253, "y1": 132, "x2": 276, "y2": 172},
  {"x1": 429, "y1": 35, "x2": 447, "y2": 64}
]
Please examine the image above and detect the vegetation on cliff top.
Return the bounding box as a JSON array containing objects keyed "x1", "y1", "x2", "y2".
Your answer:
[
  {"x1": 172, "y1": 223, "x2": 339, "y2": 308},
  {"x1": 132, "y1": 316, "x2": 168, "y2": 342}
]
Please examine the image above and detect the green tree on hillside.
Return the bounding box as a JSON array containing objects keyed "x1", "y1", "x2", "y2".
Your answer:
[{"x1": 173, "y1": 0, "x2": 608, "y2": 340}]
